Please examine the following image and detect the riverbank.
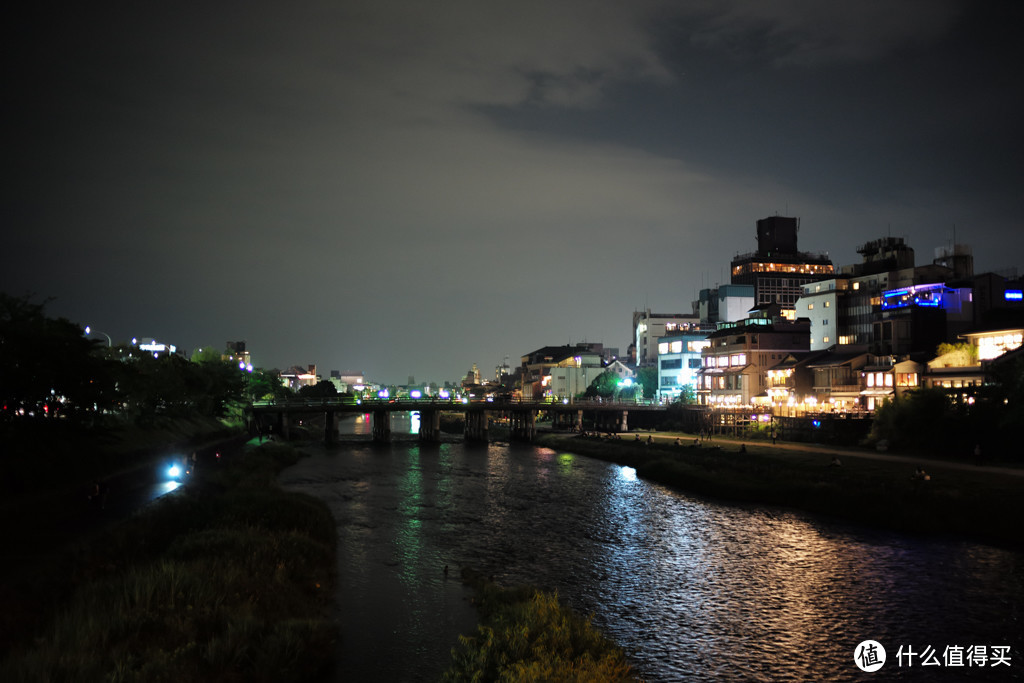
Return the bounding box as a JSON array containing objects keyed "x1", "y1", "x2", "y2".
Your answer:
[
  {"x1": 536, "y1": 431, "x2": 1024, "y2": 548},
  {"x1": 0, "y1": 442, "x2": 337, "y2": 682}
]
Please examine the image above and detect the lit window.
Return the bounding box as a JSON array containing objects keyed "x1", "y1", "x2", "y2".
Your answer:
[
  {"x1": 853, "y1": 282, "x2": 860, "y2": 290},
  {"x1": 808, "y1": 303, "x2": 814, "y2": 310},
  {"x1": 658, "y1": 343, "x2": 669, "y2": 354},
  {"x1": 884, "y1": 374, "x2": 893, "y2": 387},
  {"x1": 670, "y1": 341, "x2": 683, "y2": 353},
  {"x1": 823, "y1": 336, "x2": 830, "y2": 343},
  {"x1": 824, "y1": 301, "x2": 831, "y2": 308}
]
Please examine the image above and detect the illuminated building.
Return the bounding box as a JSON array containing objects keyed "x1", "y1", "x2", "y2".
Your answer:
[
  {"x1": 874, "y1": 282, "x2": 973, "y2": 356},
  {"x1": 697, "y1": 306, "x2": 811, "y2": 406},
  {"x1": 223, "y1": 340, "x2": 251, "y2": 368},
  {"x1": 632, "y1": 309, "x2": 700, "y2": 367},
  {"x1": 520, "y1": 343, "x2": 607, "y2": 400},
  {"x1": 730, "y1": 216, "x2": 834, "y2": 308},
  {"x1": 656, "y1": 325, "x2": 716, "y2": 402},
  {"x1": 860, "y1": 356, "x2": 923, "y2": 411},
  {"x1": 132, "y1": 337, "x2": 180, "y2": 358},
  {"x1": 280, "y1": 364, "x2": 318, "y2": 390},
  {"x1": 545, "y1": 353, "x2": 604, "y2": 400}
]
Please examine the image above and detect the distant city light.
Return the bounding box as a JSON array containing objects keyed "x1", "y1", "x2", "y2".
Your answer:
[
  {"x1": 410, "y1": 390, "x2": 422, "y2": 399},
  {"x1": 1006, "y1": 290, "x2": 1023, "y2": 301}
]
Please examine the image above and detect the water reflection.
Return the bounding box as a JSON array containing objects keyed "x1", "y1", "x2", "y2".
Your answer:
[{"x1": 280, "y1": 436, "x2": 1023, "y2": 682}]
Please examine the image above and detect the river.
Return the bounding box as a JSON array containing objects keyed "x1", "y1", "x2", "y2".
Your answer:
[{"x1": 278, "y1": 413, "x2": 1022, "y2": 681}]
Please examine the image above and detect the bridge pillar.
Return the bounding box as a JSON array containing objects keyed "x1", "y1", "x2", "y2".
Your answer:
[
  {"x1": 574, "y1": 409, "x2": 583, "y2": 431},
  {"x1": 465, "y1": 410, "x2": 489, "y2": 443},
  {"x1": 509, "y1": 409, "x2": 535, "y2": 442},
  {"x1": 279, "y1": 412, "x2": 290, "y2": 440},
  {"x1": 618, "y1": 410, "x2": 628, "y2": 432},
  {"x1": 372, "y1": 409, "x2": 391, "y2": 442},
  {"x1": 325, "y1": 410, "x2": 336, "y2": 444},
  {"x1": 419, "y1": 409, "x2": 441, "y2": 443}
]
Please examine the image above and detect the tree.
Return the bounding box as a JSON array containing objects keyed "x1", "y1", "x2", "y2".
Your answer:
[
  {"x1": 635, "y1": 366, "x2": 658, "y2": 400},
  {"x1": 298, "y1": 380, "x2": 338, "y2": 399},
  {"x1": 675, "y1": 384, "x2": 697, "y2": 405},
  {"x1": 0, "y1": 292, "x2": 115, "y2": 420},
  {"x1": 583, "y1": 371, "x2": 620, "y2": 399}
]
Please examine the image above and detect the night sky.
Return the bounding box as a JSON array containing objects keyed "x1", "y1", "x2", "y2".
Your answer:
[{"x1": 5, "y1": 1, "x2": 1023, "y2": 385}]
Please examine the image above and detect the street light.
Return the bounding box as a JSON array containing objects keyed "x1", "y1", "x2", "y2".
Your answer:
[{"x1": 84, "y1": 325, "x2": 112, "y2": 347}]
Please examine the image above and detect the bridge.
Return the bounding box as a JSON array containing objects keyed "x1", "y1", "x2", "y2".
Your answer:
[{"x1": 246, "y1": 397, "x2": 669, "y2": 443}]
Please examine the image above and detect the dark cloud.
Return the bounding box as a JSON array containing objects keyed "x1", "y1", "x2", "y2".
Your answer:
[{"x1": 3, "y1": 1, "x2": 1021, "y2": 383}]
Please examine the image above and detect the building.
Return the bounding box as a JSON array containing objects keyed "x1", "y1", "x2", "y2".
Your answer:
[
  {"x1": 860, "y1": 356, "x2": 923, "y2": 410},
  {"x1": 132, "y1": 337, "x2": 180, "y2": 358},
  {"x1": 697, "y1": 284, "x2": 755, "y2": 325},
  {"x1": 280, "y1": 365, "x2": 318, "y2": 390},
  {"x1": 545, "y1": 352, "x2": 604, "y2": 401},
  {"x1": 730, "y1": 216, "x2": 834, "y2": 308},
  {"x1": 874, "y1": 282, "x2": 973, "y2": 356},
  {"x1": 633, "y1": 309, "x2": 700, "y2": 366},
  {"x1": 224, "y1": 341, "x2": 251, "y2": 369},
  {"x1": 698, "y1": 306, "x2": 811, "y2": 406},
  {"x1": 520, "y1": 343, "x2": 606, "y2": 399},
  {"x1": 804, "y1": 347, "x2": 870, "y2": 409},
  {"x1": 656, "y1": 326, "x2": 714, "y2": 402}
]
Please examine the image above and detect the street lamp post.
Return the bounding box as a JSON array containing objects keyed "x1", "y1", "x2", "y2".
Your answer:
[{"x1": 84, "y1": 326, "x2": 112, "y2": 347}]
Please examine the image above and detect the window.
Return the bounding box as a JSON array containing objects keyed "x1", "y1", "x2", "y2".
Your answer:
[
  {"x1": 808, "y1": 303, "x2": 814, "y2": 310},
  {"x1": 658, "y1": 342, "x2": 669, "y2": 354},
  {"x1": 670, "y1": 340, "x2": 683, "y2": 353},
  {"x1": 824, "y1": 301, "x2": 831, "y2": 307},
  {"x1": 689, "y1": 358, "x2": 702, "y2": 369},
  {"x1": 823, "y1": 336, "x2": 830, "y2": 343},
  {"x1": 660, "y1": 359, "x2": 682, "y2": 370}
]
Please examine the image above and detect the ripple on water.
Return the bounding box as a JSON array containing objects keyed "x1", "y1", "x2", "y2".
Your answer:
[{"x1": 280, "y1": 437, "x2": 1024, "y2": 683}]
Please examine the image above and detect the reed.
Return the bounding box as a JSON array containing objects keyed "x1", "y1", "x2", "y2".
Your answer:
[{"x1": 443, "y1": 569, "x2": 640, "y2": 683}]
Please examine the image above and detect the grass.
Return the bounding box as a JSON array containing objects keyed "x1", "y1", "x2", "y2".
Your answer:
[
  {"x1": 536, "y1": 432, "x2": 1024, "y2": 548},
  {"x1": 442, "y1": 569, "x2": 641, "y2": 683},
  {"x1": 0, "y1": 442, "x2": 337, "y2": 683}
]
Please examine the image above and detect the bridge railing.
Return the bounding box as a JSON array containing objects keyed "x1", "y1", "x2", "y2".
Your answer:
[{"x1": 250, "y1": 396, "x2": 663, "y2": 410}]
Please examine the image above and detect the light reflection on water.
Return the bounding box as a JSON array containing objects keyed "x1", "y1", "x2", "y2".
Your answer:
[{"x1": 280, "y1": 430, "x2": 1022, "y2": 682}]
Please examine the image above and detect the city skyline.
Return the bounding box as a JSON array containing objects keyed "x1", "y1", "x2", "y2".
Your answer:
[{"x1": 5, "y1": 1, "x2": 1023, "y2": 384}]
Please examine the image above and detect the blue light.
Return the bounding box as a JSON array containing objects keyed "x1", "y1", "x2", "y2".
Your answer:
[
  {"x1": 812, "y1": 419, "x2": 822, "y2": 428},
  {"x1": 1006, "y1": 290, "x2": 1023, "y2": 301}
]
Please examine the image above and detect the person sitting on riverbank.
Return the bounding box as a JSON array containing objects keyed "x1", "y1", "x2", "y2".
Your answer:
[
  {"x1": 912, "y1": 467, "x2": 930, "y2": 481},
  {"x1": 829, "y1": 456, "x2": 842, "y2": 467}
]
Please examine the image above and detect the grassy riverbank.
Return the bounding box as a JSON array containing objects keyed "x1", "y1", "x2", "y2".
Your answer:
[
  {"x1": 537, "y1": 432, "x2": 1024, "y2": 548},
  {"x1": 0, "y1": 442, "x2": 337, "y2": 683},
  {"x1": 1, "y1": 415, "x2": 245, "y2": 499},
  {"x1": 442, "y1": 569, "x2": 640, "y2": 683}
]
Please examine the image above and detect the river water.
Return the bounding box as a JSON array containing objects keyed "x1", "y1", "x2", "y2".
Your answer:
[{"x1": 279, "y1": 413, "x2": 1023, "y2": 681}]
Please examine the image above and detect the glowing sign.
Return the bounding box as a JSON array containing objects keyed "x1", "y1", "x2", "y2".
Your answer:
[{"x1": 1006, "y1": 290, "x2": 1023, "y2": 301}]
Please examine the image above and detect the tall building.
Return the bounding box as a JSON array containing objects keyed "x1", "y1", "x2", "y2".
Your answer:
[
  {"x1": 633, "y1": 309, "x2": 700, "y2": 366},
  {"x1": 697, "y1": 284, "x2": 755, "y2": 325},
  {"x1": 730, "y1": 216, "x2": 834, "y2": 308}
]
